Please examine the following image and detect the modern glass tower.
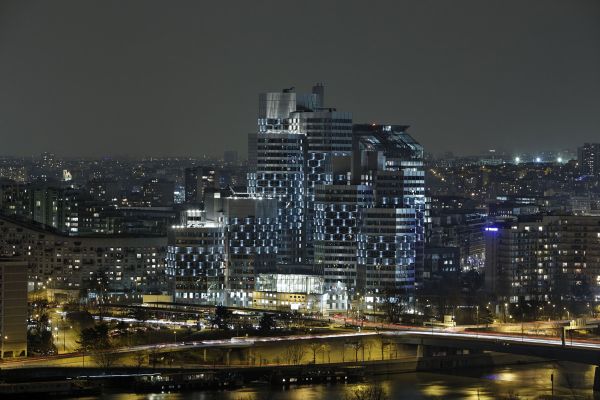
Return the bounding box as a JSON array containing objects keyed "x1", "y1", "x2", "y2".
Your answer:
[
  {"x1": 291, "y1": 103, "x2": 353, "y2": 264},
  {"x1": 204, "y1": 190, "x2": 278, "y2": 307},
  {"x1": 167, "y1": 222, "x2": 225, "y2": 303},
  {"x1": 352, "y1": 124, "x2": 426, "y2": 294},
  {"x1": 248, "y1": 84, "x2": 352, "y2": 265},
  {"x1": 314, "y1": 184, "x2": 373, "y2": 291}
]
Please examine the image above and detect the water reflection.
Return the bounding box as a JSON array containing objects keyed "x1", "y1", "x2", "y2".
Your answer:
[{"x1": 83, "y1": 362, "x2": 597, "y2": 399}]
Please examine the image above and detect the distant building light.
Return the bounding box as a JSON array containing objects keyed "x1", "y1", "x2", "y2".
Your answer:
[
  {"x1": 485, "y1": 227, "x2": 498, "y2": 232},
  {"x1": 535, "y1": 157, "x2": 541, "y2": 163}
]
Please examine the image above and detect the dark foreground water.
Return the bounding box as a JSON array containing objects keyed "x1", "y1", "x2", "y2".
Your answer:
[{"x1": 81, "y1": 362, "x2": 598, "y2": 399}]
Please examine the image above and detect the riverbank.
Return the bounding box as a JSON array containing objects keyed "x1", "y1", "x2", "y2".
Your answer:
[{"x1": 0, "y1": 351, "x2": 552, "y2": 397}]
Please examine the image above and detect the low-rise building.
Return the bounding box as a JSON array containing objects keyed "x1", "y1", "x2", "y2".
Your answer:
[{"x1": 252, "y1": 272, "x2": 347, "y2": 314}]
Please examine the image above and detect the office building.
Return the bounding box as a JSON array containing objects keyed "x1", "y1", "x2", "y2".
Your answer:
[
  {"x1": 166, "y1": 222, "x2": 226, "y2": 304},
  {"x1": 248, "y1": 120, "x2": 305, "y2": 265},
  {"x1": 252, "y1": 272, "x2": 348, "y2": 314},
  {"x1": 314, "y1": 184, "x2": 373, "y2": 291},
  {"x1": 353, "y1": 124, "x2": 426, "y2": 293},
  {"x1": 290, "y1": 94, "x2": 353, "y2": 263},
  {"x1": 167, "y1": 190, "x2": 278, "y2": 306},
  {"x1": 248, "y1": 84, "x2": 353, "y2": 265},
  {"x1": 205, "y1": 190, "x2": 278, "y2": 306}
]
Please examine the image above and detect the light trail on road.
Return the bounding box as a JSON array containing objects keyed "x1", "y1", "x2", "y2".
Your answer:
[{"x1": 4, "y1": 326, "x2": 600, "y2": 369}]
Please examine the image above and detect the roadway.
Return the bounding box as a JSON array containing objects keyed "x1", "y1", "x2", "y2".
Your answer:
[{"x1": 4, "y1": 326, "x2": 600, "y2": 370}]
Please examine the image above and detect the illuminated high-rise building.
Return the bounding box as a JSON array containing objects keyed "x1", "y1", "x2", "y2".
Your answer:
[
  {"x1": 291, "y1": 100, "x2": 353, "y2": 263},
  {"x1": 166, "y1": 222, "x2": 225, "y2": 303},
  {"x1": 247, "y1": 129, "x2": 304, "y2": 264},
  {"x1": 248, "y1": 84, "x2": 352, "y2": 265},
  {"x1": 352, "y1": 124, "x2": 426, "y2": 294},
  {"x1": 312, "y1": 124, "x2": 426, "y2": 300},
  {"x1": 204, "y1": 190, "x2": 278, "y2": 307},
  {"x1": 167, "y1": 189, "x2": 278, "y2": 306},
  {"x1": 314, "y1": 184, "x2": 373, "y2": 290},
  {"x1": 247, "y1": 87, "x2": 427, "y2": 304}
]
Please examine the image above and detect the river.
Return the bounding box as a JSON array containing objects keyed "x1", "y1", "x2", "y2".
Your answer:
[{"x1": 81, "y1": 362, "x2": 596, "y2": 399}]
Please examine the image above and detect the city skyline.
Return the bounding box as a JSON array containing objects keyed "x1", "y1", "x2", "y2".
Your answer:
[
  {"x1": 2, "y1": 2, "x2": 600, "y2": 398},
  {"x1": 1, "y1": 0, "x2": 599, "y2": 158}
]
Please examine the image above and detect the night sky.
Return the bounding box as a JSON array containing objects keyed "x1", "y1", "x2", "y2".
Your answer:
[{"x1": 1, "y1": 0, "x2": 599, "y2": 158}]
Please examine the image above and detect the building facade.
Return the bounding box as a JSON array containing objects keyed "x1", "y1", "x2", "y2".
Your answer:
[
  {"x1": 252, "y1": 272, "x2": 347, "y2": 314},
  {"x1": 0, "y1": 258, "x2": 28, "y2": 358},
  {"x1": 167, "y1": 191, "x2": 278, "y2": 306},
  {"x1": 0, "y1": 216, "x2": 166, "y2": 293},
  {"x1": 166, "y1": 223, "x2": 225, "y2": 303},
  {"x1": 248, "y1": 85, "x2": 353, "y2": 265},
  {"x1": 353, "y1": 124, "x2": 427, "y2": 294},
  {"x1": 314, "y1": 184, "x2": 373, "y2": 291},
  {"x1": 578, "y1": 143, "x2": 600, "y2": 177},
  {"x1": 485, "y1": 215, "x2": 600, "y2": 303},
  {"x1": 205, "y1": 191, "x2": 278, "y2": 306},
  {"x1": 184, "y1": 166, "x2": 218, "y2": 205},
  {"x1": 247, "y1": 131, "x2": 305, "y2": 265}
]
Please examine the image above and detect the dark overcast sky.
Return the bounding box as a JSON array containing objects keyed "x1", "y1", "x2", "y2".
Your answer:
[{"x1": 1, "y1": 1, "x2": 599, "y2": 158}]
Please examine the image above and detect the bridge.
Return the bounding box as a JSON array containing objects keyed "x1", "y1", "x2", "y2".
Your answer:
[
  {"x1": 5, "y1": 327, "x2": 600, "y2": 390},
  {"x1": 162, "y1": 329, "x2": 600, "y2": 390},
  {"x1": 85, "y1": 328, "x2": 600, "y2": 391},
  {"x1": 385, "y1": 330, "x2": 600, "y2": 391}
]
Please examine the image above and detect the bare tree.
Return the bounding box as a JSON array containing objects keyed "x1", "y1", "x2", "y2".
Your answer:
[
  {"x1": 364, "y1": 342, "x2": 373, "y2": 361},
  {"x1": 378, "y1": 336, "x2": 387, "y2": 360},
  {"x1": 149, "y1": 346, "x2": 161, "y2": 368},
  {"x1": 550, "y1": 321, "x2": 563, "y2": 338},
  {"x1": 134, "y1": 351, "x2": 146, "y2": 370},
  {"x1": 283, "y1": 342, "x2": 306, "y2": 365},
  {"x1": 349, "y1": 341, "x2": 364, "y2": 362},
  {"x1": 93, "y1": 348, "x2": 124, "y2": 369},
  {"x1": 380, "y1": 287, "x2": 407, "y2": 323},
  {"x1": 308, "y1": 341, "x2": 324, "y2": 364},
  {"x1": 346, "y1": 385, "x2": 388, "y2": 400},
  {"x1": 322, "y1": 344, "x2": 331, "y2": 363}
]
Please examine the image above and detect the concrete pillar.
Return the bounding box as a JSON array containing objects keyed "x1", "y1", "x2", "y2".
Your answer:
[
  {"x1": 417, "y1": 344, "x2": 424, "y2": 358},
  {"x1": 593, "y1": 366, "x2": 600, "y2": 392},
  {"x1": 226, "y1": 349, "x2": 231, "y2": 366},
  {"x1": 203, "y1": 348, "x2": 207, "y2": 362}
]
